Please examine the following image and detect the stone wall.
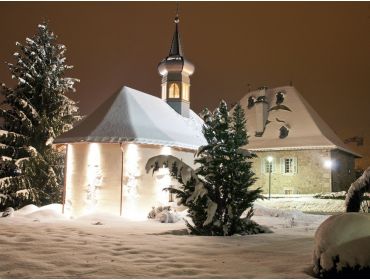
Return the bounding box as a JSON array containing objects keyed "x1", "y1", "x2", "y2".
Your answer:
[
  {"x1": 251, "y1": 149, "x2": 332, "y2": 194},
  {"x1": 330, "y1": 149, "x2": 356, "y2": 192}
]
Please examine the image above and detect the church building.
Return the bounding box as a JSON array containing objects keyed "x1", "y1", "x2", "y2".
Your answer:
[{"x1": 54, "y1": 15, "x2": 206, "y2": 219}]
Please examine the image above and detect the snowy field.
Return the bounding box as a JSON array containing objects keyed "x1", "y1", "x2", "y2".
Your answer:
[{"x1": 0, "y1": 204, "x2": 329, "y2": 278}]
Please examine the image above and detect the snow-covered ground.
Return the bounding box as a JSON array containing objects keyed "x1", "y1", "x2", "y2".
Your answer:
[
  {"x1": 0, "y1": 203, "x2": 329, "y2": 278},
  {"x1": 257, "y1": 196, "x2": 346, "y2": 213}
]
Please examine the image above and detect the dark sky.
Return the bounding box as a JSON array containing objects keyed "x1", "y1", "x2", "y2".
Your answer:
[{"x1": 0, "y1": 1, "x2": 369, "y2": 168}]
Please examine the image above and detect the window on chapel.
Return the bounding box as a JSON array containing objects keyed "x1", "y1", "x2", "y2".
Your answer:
[{"x1": 169, "y1": 83, "x2": 180, "y2": 98}]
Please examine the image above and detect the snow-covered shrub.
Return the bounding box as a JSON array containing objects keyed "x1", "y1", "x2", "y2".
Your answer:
[
  {"x1": 147, "y1": 206, "x2": 170, "y2": 219},
  {"x1": 1, "y1": 207, "x2": 14, "y2": 217},
  {"x1": 346, "y1": 167, "x2": 370, "y2": 213},
  {"x1": 314, "y1": 191, "x2": 347, "y2": 200},
  {"x1": 147, "y1": 206, "x2": 180, "y2": 223},
  {"x1": 157, "y1": 209, "x2": 180, "y2": 223},
  {"x1": 313, "y1": 213, "x2": 370, "y2": 277}
]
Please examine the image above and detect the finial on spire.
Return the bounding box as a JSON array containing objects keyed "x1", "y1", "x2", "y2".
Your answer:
[
  {"x1": 174, "y1": 2, "x2": 180, "y2": 23},
  {"x1": 169, "y1": 2, "x2": 183, "y2": 56}
]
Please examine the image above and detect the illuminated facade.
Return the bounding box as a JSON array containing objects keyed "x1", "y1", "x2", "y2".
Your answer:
[{"x1": 55, "y1": 15, "x2": 205, "y2": 219}]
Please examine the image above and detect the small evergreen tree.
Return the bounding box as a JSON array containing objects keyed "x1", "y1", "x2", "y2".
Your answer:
[
  {"x1": 147, "y1": 101, "x2": 265, "y2": 235},
  {"x1": 0, "y1": 23, "x2": 81, "y2": 210}
]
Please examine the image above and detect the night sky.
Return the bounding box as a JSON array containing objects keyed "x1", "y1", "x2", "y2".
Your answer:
[{"x1": 0, "y1": 2, "x2": 369, "y2": 168}]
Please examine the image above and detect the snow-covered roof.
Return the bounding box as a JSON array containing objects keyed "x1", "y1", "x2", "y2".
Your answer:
[
  {"x1": 54, "y1": 86, "x2": 206, "y2": 150},
  {"x1": 239, "y1": 86, "x2": 360, "y2": 157}
]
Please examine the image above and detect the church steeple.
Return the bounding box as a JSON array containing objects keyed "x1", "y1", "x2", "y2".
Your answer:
[
  {"x1": 169, "y1": 16, "x2": 183, "y2": 56},
  {"x1": 158, "y1": 13, "x2": 194, "y2": 118}
]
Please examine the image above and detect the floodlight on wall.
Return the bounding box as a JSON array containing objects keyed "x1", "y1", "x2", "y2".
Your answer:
[{"x1": 324, "y1": 159, "x2": 333, "y2": 169}]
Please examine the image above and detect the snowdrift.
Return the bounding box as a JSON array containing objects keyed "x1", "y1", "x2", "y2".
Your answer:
[{"x1": 313, "y1": 213, "x2": 370, "y2": 277}]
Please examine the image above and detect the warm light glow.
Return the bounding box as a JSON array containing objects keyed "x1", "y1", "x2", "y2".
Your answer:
[
  {"x1": 121, "y1": 143, "x2": 146, "y2": 220},
  {"x1": 154, "y1": 146, "x2": 173, "y2": 206},
  {"x1": 161, "y1": 84, "x2": 166, "y2": 100},
  {"x1": 64, "y1": 144, "x2": 74, "y2": 216},
  {"x1": 155, "y1": 168, "x2": 172, "y2": 205},
  {"x1": 85, "y1": 143, "x2": 102, "y2": 214},
  {"x1": 182, "y1": 83, "x2": 190, "y2": 101},
  {"x1": 324, "y1": 159, "x2": 333, "y2": 169},
  {"x1": 169, "y1": 83, "x2": 180, "y2": 98},
  {"x1": 267, "y1": 156, "x2": 273, "y2": 163},
  {"x1": 161, "y1": 146, "x2": 171, "y2": 155}
]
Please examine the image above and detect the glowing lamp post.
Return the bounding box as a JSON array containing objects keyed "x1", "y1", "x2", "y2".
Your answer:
[{"x1": 267, "y1": 156, "x2": 273, "y2": 200}]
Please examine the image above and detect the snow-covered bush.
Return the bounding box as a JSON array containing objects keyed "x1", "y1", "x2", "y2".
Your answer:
[
  {"x1": 314, "y1": 191, "x2": 347, "y2": 200},
  {"x1": 1, "y1": 207, "x2": 14, "y2": 217},
  {"x1": 148, "y1": 206, "x2": 180, "y2": 223},
  {"x1": 313, "y1": 213, "x2": 370, "y2": 277}
]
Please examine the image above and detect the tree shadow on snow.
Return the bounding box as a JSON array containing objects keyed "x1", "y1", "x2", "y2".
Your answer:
[{"x1": 149, "y1": 229, "x2": 189, "y2": 236}]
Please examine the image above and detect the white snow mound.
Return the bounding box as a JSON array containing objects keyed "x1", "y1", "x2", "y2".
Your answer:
[
  {"x1": 12, "y1": 204, "x2": 65, "y2": 220},
  {"x1": 313, "y1": 213, "x2": 370, "y2": 275}
]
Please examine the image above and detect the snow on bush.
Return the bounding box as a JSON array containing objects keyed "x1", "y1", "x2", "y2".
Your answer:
[
  {"x1": 148, "y1": 206, "x2": 181, "y2": 223},
  {"x1": 313, "y1": 213, "x2": 370, "y2": 277},
  {"x1": 314, "y1": 191, "x2": 347, "y2": 200}
]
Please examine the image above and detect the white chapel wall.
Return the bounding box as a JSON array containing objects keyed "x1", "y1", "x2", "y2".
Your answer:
[{"x1": 65, "y1": 142, "x2": 195, "y2": 219}]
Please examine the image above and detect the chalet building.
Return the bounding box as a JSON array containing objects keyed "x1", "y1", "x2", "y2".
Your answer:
[{"x1": 238, "y1": 86, "x2": 360, "y2": 195}]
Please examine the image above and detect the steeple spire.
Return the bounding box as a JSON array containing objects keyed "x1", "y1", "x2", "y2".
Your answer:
[
  {"x1": 169, "y1": 12, "x2": 183, "y2": 56},
  {"x1": 158, "y1": 7, "x2": 194, "y2": 118}
]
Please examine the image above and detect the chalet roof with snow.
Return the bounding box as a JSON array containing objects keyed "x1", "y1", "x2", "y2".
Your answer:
[
  {"x1": 239, "y1": 86, "x2": 360, "y2": 157},
  {"x1": 54, "y1": 86, "x2": 206, "y2": 150}
]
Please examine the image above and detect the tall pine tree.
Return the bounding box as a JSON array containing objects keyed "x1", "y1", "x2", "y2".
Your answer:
[
  {"x1": 147, "y1": 101, "x2": 265, "y2": 235},
  {"x1": 0, "y1": 23, "x2": 81, "y2": 210},
  {"x1": 193, "y1": 101, "x2": 262, "y2": 235}
]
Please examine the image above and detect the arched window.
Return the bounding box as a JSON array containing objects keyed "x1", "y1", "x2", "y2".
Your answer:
[{"x1": 169, "y1": 83, "x2": 180, "y2": 98}]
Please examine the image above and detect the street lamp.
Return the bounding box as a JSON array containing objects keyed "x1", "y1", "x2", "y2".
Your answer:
[{"x1": 267, "y1": 156, "x2": 273, "y2": 200}]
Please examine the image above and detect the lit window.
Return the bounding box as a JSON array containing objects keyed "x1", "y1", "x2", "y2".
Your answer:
[
  {"x1": 182, "y1": 83, "x2": 190, "y2": 101},
  {"x1": 263, "y1": 158, "x2": 275, "y2": 173},
  {"x1": 281, "y1": 157, "x2": 297, "y2": 174},
  {"x1": 169, "y1": 83, "x2": 180, "y2": 98}
]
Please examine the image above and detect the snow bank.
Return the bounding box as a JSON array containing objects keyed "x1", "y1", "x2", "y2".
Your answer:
[
  {"x1": 3, "y1": 204, "x2": 65, "y2": 221},
  {"x1": 313, "y1": 213, "x2": 370, "y2": 277}
]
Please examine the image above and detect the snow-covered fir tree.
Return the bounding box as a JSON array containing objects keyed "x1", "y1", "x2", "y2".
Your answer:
[
  {"x1": 191, "y1": 101, "x2": 262, "y2": 235},
  {"x1": 0, "y1": 23, "x2": 81, "y2": 210},
  {"x1": 147, "y1": 101, "x2": 264, "y2": 235}
]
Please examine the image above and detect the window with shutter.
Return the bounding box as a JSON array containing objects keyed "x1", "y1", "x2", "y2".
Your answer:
[{"x1": 281, "y1": 157, "x2": 297, "y2": 175}]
